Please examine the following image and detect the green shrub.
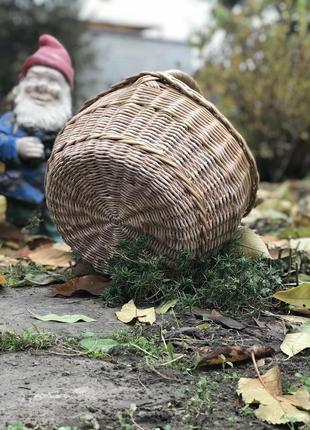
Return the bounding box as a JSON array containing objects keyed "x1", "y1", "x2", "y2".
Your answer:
[
  {"x1": 102, "y1": 238, "x2": 283, "y2": 312},
  {"x1": 196, "y1": 0, "x2": 310, "y2": 181}
]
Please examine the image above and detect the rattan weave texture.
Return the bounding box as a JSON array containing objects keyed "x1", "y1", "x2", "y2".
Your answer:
[{"x1": 46, "y1": 70, "x2": 259, "y2": 273}]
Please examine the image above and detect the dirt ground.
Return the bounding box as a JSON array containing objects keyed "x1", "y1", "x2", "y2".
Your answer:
[{"x1": 1, "y1": 286, "x2": 309, "y2": 430}]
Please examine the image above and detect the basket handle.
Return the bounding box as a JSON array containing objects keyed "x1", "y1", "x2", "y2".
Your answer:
[{"x1": 165, "y1": 69, "x2": 202, "y2": 94}]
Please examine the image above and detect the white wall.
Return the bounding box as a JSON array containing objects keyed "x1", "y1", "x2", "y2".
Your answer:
[{"x1": 79, "y1": 29, "x2": 195, "y2": 102}]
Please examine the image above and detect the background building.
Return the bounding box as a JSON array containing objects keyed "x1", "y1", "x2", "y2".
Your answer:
[{"x1": 79, "y1": 20, "x2": 195, "y2": 102}]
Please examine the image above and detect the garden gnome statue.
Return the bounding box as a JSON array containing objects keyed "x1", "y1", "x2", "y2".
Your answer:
[{"x1": 0, "y1": 34, "x2": 74, "y2": 239}]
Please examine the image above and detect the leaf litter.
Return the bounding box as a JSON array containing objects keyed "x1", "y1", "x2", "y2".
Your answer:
[
  {"x1": 79, "y1": 337, "x2": 119, "y2": 353},
  {"x1": 202, "y1": 309, "x2": 246, "y2": 330},
  {"x1": 7, "y1": 272, "x2": 65, "y2": 287},
  {"x1": 196, "y1": 344, "x2": 274, "y2": 367},
  {"x1": 238, "y1": 366, "x2": 310, "y2": 425},
  {"x1": 273, "y1": 282, "x2": 310, "y2": 309},
  {"x1": 49, "y1": 274, "x2": 110, "y2": 297},
  {"x1": 116, "y1": 299, "x2": 156, "y2": 325},
  {"x1": 29, "y1": 312, "x2": 96, "y2": 323},
  {"x1": 155, "y1": 299, "x2": 178, "y2": 314},
  {"x1": 280, "y1": 321, "x2": 310, "y2": 358},
  {"x1": 27, "y1": 243, "x2": 73, "y2": 268},
  {"x1": 235, "y1": 227, "x2": 271, "y2": 259}
]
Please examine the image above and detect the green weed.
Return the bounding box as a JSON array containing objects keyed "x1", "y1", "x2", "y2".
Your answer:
[
  {"x1": 0, "y1": 329, "x2": 54, "y2": 352},
  {"x1": 116, "y1": 404, "x2": 138, "y2": 430},
  {"x1": 296, "y1": 372, "x2": 310, "y2": 393},
  {"x1": 222, "y1": 370, "x2": 239, "y2": 381},
  {"x1": 112, "y1": 328, "x2": 188, "y2": 370},
  {"x1": 6, "y1": 424, "x2": 29, "y2": 430},
  {"x1": 181, "y1": 376, "x2": 215, "y2": 429},
  {"x1": 102, "y1": 238, "x2": 283, "y2": 312},
  {"x1": 227, "y1": 415, "x2": 238, "y2": 423},
  {"x1": 239, "y1": 404, "x2": 255, "y2": 417},
  {"x1": 0, "y1": 262, "x2": 70, "y2": 287},
  {"x1": 5, "y1": 424, "x2": 95, "y2": 430},
  {"x1": 112, "y1": 328, "x2": 163, "y2": 358}
]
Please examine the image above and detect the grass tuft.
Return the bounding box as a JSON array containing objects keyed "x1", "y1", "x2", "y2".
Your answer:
[
  {"x1": 102, "y1": 238, "x2": 283, "y2": 312},
  {"x1": 5, "y1": 425, "x2": 29, "y2": 430},
  {"x1": 0, "y1": 329, "x2": 54, "y2": 352}
]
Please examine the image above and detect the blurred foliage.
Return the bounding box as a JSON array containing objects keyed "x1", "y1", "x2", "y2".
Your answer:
[
  {"x1": 196, "y1": 0, "x2": 310, "y2": 181},
  {"x1": 0, "y1": 0, "x2": 93, "y2": 110}
]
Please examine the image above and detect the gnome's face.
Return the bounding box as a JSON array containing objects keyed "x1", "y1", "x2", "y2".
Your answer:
[{"x1": 14, "y1": 65, "x2": 72, "y2": 132}]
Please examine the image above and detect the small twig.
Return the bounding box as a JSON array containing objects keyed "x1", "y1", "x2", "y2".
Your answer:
[
  {"x1": 250, "y1": 350, "x2": 266, "y2": 389},
  {"x1": 149, "y1": 365, "x2": 179, "y2": 381},
  {"x1": 158, "y1": 354, "x2": 185, "y2": 367},
  {"x1": 160, "y1": 326, "x2": 168, "y2": 351},
  {"x1": 137, "y1": 370, "x2": 149, "y2": 392},
  {"x1": 130, "y1": 415, "x2": 145, "y2": 430},
  {"x1": 129, "y1": 343, "x2": 158, "y2": 358},
  {"x1": 288, "y1": 248, "x2": 292, "y2": 275},
  {"x1": 53, "y1": 351, "x2": 86, "y2": 357},
  {"x1": 295, "y1": 262, "x2": 299, "y2": 286},
  {"x1": 58, "y1": 342, "x2": 88, "y2": 354}
]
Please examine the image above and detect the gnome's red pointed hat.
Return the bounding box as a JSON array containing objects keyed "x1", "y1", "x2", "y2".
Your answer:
[{"x1": 20, "y1": 34, "x2": 74, "y2": 86}]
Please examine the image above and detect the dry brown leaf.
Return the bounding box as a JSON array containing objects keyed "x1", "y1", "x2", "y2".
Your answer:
[
  {"x1": 0, "y1": 222, "x2": 24, "y2": 242},
  {"x1": 116, "y1": 299, "x2": 156, "y2": 325},
  {"x1": 0, "y1": 273, "x2": 7, "y2": 285},
  {"x1": 196, "y1": 344, "x2": 274, "y2": 367},
  {"x1": 26, "y1": 236, "x2": 54, "y2": 250},
  {"x1": 261, "y1": 236, "x2": 291, "y2": 259},
  {"x1": 253, "y1": 318, "x2": 285, "y2": 341},
  {"x1": 49, "y1": 274, "x2": 110, "y2": 297},
  {"x1": 204, "y1": 309, "x2": 245, "y2": 330},
  {"x1": 290, "y1": 306, "x2": 310, "y2": 316},
  {"x1": 0, "y1": 255, "x2": 24, "y2": 267},
  {"x1": 238, "y1": 366, "x2": 310, "y2": 425},
  {"x1": 28, "y1": 243, "x2": 72, "y2": 268}
]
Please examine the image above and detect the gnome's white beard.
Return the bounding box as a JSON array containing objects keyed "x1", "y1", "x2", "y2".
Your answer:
[{"x1": 14, "y1": 78, "x2": 72, "y2": 132}]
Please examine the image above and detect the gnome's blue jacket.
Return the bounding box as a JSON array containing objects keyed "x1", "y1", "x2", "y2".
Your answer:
[{"x1": 0, "y1": 111, "x2": 51, "y2": 204}]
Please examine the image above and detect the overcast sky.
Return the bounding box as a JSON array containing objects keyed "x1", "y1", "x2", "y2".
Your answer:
[{"x1": 81, "y1": 0, "x2": 210, "y2": 41}]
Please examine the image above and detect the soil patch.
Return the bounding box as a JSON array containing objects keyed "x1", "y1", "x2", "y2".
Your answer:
[
  {"x1": 0, "y1": 286, "x2": 122, "y2": 336},
  {"x1": 1, "y1": 287, "x2": 309, "y2": 429}
]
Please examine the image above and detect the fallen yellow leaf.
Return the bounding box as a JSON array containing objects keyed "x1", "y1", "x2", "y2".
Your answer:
[
  {"x1": 236, "y1": 227, "x2": 271, "y2": 259},
  {"x1": 280, "y1": 322, "x2": 310, "y2": 358},
  {"x1": 115, "y1": 299, "x2": 137, "y2": 323},
  {"x1": 273, "y1": 283, "x2": 310, "y2": 309},
  {"x1": 137, "y1": 307, "x2": 156, "y2": 324},
  {"x1": 28, "y1": 243, "x2": 72, "y2": 268},
  {"x1": 116, "y1": 299, "x2": 156, "y2": 324},
  {"x1": 238, "y1": 366, "x2": 310, "y2": 425}
]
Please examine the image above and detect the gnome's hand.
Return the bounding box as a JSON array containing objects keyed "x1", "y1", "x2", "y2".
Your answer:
[{"x1": 16, "y1": 137, "x2": 44, "y2": 160}]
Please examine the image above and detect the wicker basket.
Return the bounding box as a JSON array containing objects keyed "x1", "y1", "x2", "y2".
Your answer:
[{"x1": 46, "y1": 70, "x2": 259, "y2": 273}]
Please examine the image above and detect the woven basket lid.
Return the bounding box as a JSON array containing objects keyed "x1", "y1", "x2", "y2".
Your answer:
[{"x1": 46, "y1": 70, "x2": 259, "y2": 273}]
